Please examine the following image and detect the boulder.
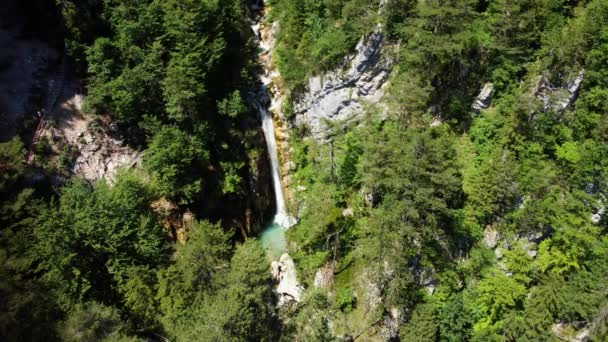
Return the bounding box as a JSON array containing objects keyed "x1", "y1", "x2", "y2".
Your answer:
[
  {"x1": 591, "y1": 207, "x2": 604, "y2": 224},
  {"x1": 342, "y1": 207, "x2": 354, "y2": 218},
  {"x1": 495, "y1": 248, "x2": 504, "y2": 259},
  {"x1": 472, "y1": 82, "x2": 494, "y2": 112},
  {"x1": 591, "y1": 196, "x2": 605, "y2": 224},
  {"x1": 552, "y1": 323, "x2": 590, "y2": 342},
  {"x1": 72, "y1": 140, "x2": 142, "y2": 183},
  {"x1": 272, "y1": 253, "x2": 304, "y2": 306}
]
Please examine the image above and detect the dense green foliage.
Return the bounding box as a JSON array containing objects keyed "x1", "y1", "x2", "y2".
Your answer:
[
  {"x1": 1, "y1": 164, "x2": 277, "y2": 340},
  {"x1": 2, "y1": 0, "x2": 608, "y2": 340},
  {"x1": 1, "y1": 0, "x2": 279, "y2": 340},
  {"x1": 283, "y1": 0, "x2": 608, "y2": 340},
  {"x1": 269, "y1": 0, "x2": 380, "y2": 89},
  {"x1": 59, "y1": 0, "x2": 261, "y2": 210}
]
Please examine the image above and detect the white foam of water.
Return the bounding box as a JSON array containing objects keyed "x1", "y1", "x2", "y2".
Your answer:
[{"x1": 251, "y1": 99, "x2": 296, "y2": 229}]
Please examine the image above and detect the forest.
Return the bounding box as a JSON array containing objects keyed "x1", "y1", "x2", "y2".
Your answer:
[{"x1": 1, "y1": 0, "x2": 607, "y2": 341}]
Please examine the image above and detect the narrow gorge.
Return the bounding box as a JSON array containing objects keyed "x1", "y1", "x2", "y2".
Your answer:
[
  {"x1": 249, "y1": 8, "x2": 302, "y2": 306},
  {"x1": 2, "y1": 0, "x2": 608, "y2": 341},
  {"x1": 249, "y1": 2, "x2": 393, "y2": 310}
]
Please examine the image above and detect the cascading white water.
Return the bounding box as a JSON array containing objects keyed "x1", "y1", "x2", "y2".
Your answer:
[
  {"x1": 250, "y1": 12, "x2": 303, "y2": 305},
  {"x1": 251, "y1": 98, "x2": 296, "y2": 229}
]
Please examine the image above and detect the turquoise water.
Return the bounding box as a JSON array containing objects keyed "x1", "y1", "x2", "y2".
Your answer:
[{"x1": 259, "y1": 222, "x2": 287, "y2": 261}]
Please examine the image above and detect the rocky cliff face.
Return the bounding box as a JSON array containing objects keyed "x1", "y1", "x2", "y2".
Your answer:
[
  {"x1": 39, "y1": 88, "x2": 143, "y2": 183},
  {"x1": 244, "y1": 124, "x2": 276, "y2": 234},
  {"x1": 472, "y1": 82, "x2": 494, "y2": 112},
  {"x1": 38, "y1": 77, "x2": 274, "y2": 237},
  {"x1": 534, "y1": 70, "x2": 585, "y2": 112},
  {"x1": 256, "y1": 17, "x2": 296, "y2": 210},
  {"x1": 292, "y1": 25, "x2": 393, "y2": 140}
]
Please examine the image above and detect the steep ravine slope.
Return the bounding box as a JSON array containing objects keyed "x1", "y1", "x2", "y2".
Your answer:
[
  {"x1": 257, "y1": 1, "x2": 608, "y2": 340},
  {"x1": 0, "y1": 0, "x2": 276, "y2": 239},
  {"x1": 248, "y1": 4, "x2": 396, "y2": 322},
  {"x1": 256, "y1": 13, "x2": 395, "y2": 211},
  {"x1": 253, "y1": 4, "x2": 397, "y2": 338},
  {"x1": 250, "y1": 8, "x2": 303, "y2": 307}
]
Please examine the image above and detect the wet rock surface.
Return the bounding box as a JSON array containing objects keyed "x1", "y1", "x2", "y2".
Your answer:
[{"x1": 483, "y1": 226, "x2": 500, "y2": 249}]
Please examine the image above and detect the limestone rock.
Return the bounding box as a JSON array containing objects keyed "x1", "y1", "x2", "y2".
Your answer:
[
  {"x1": 520, "y1": 240, "x2": 539, "y2": 259},
  {"x1": 472, "y1": 82, "x2": 494, "y2": 112},
  {"x1": 72, "y1": 138, "x2": 142, "y2": 183},
  {"x1": 430, "y1": 117, "x2": 442, "y2": 127},
  {"x1": 285, "y1": 160, "x2": 296, "y2": 171},
  {"x1": 591, "y1": 205, "x2": 604, "y2": 224},
  {"x1": 272, "y1": 253, "x2": 303, "y2": 306},
  {"x1": 559, "y1": 70, "x2": 585, "y2": 109},
  {"x1": 270, "y1": 260, "x2": 282, "y2": 279},
  {"x1": 293, "y1": 25, "x2": 393, "y2": 140},
  {"x1": 520, "y1": 229, "x2": 545, "y2": 244},
  {"x1": 383, "y1": 307, "x2": 402, "y2": 340},
  {"x1": 552, "y1": 323, "x2": 590, "y2": 342},
  {"x1": 587, "y1": 191, "x2": 605, "y2": 224},
  {"x1": 41, "y1": 91, "x2": 143, "y2": 183},
  {"x1": 495, "y1": 248, "x2": 503, "y2": 259},
  {"x1": 483, "y1": 226, "x2": 500, "y2": 249},
  {"x1": 366, "y1": 280, "x2": 382, "y2": 312},
  {"x1": 342, "y1": 207, "x2": 354, "y2": 218},
  {"x1": 534, "y1": 70, "x2": 585, "y2": 112},
  {"x1": 363, "y1": 188, "x2": 380, "y2": 207}
]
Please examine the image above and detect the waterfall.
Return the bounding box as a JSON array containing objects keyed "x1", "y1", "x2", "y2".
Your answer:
[
  {"x1": 250, "y1": 97, "x2": 296, "y2": 228},
  {"x1": 250, "y1": 11, "x2": 303, "y2": 306}
]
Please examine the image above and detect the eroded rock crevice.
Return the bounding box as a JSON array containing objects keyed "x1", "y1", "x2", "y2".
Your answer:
[{"x1": 292, "y1": 25, "x2": 394, "y2": 140}]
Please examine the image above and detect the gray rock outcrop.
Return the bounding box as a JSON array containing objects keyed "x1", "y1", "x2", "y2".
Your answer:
[
  {"x1": 534, "y1": 70, "x2": 585, "y2": 112},
  {"x1": 44, "y1": 92, "x2": 143, "y2": 183},
  {"x1": 591, "y1": 206, "x2": 605, "y2": 224},
  {"x1": 552, "y1": 323, "x2": 590, "y2": 342},
  {"x1": 472, "y1": 82, "x2": 494, "y2": 112},
  {"x1": 293, "y1": 25, "x2": 393, "y2": 140},
  {"x1": 271, "y1": 253, "x2": 303, "y2": 306},
  {"x1": 72, "y1": 135, "x2": 143, "y2": 183},
  {"x1": 383, "y1": 307, "x2": 402, "y2": 340},
  {"x1": 483, "y1": 226, "x2": 500, "y2": 249}
]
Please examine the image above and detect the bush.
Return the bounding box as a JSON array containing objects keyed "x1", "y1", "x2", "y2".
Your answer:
[{"x1": 335, "y1": 287, "x2": 356, "y2": 312}]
